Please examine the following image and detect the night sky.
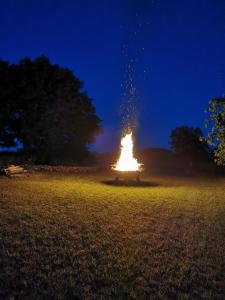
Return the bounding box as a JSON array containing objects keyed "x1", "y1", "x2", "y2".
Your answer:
[{"x1": 0, "y1": 0, "x2": 225, "y2": 152}]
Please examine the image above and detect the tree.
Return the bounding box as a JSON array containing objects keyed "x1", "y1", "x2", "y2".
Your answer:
[
  {"x1": 0, "y1": 60, "x2": 17, "y2": 148},
  {"x1": 205, "y1": 97, "x2": 225, "y2": 166},
  {"x1": 0, "y1": 56, "x2": 101, "y2": 164},
  {"x1": 169, "y1": 126, "x2": 210, "y2": 170}
]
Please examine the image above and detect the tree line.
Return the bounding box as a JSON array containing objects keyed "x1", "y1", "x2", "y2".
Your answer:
[
  {"x1": 0, "y1": 56, "x2": 224, "y2": 166},
  {"x1": 0, "y1": 56, "x2": 101, "y2": 164}
]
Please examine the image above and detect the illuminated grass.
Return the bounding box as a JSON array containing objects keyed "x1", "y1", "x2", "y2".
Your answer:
[{"x1": 0, "y1": 173, "x2": 224, "y2": 299}]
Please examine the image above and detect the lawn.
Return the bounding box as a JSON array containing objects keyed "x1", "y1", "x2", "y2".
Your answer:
[{"x1": 0, "y1": 173, "x2": 224, "y2": 299}]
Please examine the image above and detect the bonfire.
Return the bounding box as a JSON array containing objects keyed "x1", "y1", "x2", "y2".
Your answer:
[{"x1": 112, "y1": 131, "x2": 143, "y2": 180}]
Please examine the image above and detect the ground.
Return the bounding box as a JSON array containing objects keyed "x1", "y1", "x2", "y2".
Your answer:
[{"x1": 0, "y1": 173, "x2": 224, "y2": 299}]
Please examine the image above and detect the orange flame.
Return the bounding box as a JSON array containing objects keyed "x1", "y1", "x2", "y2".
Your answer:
[{"x1": 113, "y1": 132, "x2": 143, "y2": 171}]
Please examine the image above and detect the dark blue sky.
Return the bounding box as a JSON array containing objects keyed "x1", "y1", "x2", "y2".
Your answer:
[{"x1": 0, "y1": 0, "x2": 225, "y2": 152}]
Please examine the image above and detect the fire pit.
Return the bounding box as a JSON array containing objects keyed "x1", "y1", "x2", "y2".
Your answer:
[
  {"x1": 112, "y1": 169, "x2": 143, "y2": 181},
  {"x1": 112, "y1": 131, "x2": 144, "y2": 181}
]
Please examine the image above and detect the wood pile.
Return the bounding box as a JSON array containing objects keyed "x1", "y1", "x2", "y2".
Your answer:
[{"x1": 3, "y1": 165, "x2": 28, "y2": 177}]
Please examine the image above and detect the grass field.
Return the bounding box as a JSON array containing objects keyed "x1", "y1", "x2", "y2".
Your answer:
[{"x1": 0, "y1": 173, "x2": 224, "y2": 299}]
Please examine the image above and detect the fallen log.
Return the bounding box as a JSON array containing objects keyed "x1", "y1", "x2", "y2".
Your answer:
[{"x1": 4, "y1": 165, "x2": 28, "y2": 177}]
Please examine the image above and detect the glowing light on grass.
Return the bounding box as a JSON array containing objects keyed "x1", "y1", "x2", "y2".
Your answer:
[{"x1": 113, "y1": 131, "x2": 143, "y2": 172}]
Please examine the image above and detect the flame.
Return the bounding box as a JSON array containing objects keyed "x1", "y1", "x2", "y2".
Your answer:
[{"x1": 113, "y1": 132, "x2": 143, "y2": 171}]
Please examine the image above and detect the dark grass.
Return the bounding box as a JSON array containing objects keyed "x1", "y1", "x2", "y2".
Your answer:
[
  {"x1": 102, "y1": 179, "x2": 159, "y2": 187},
  {"x1": 0, "y1": 173, "x2": 224, "y2": 299}
]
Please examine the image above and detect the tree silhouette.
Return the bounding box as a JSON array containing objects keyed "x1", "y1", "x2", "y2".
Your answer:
[
  {"x1": 0, "y1": 56, "x2": 101, "y2": 164},
  {"x1": 169, "y1": 126, "x2": 210, "y2": 171},
  {"x1": 205, "y1": 97, "x2": 225, "y2": 166}
]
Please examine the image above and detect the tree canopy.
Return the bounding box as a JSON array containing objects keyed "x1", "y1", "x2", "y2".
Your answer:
[
  {"x1": 0, "y1": 56, "x2": 101, "y2": 164},
  {"x1": 205, "y1": 97, "x2": 225, "y2": 166},
  {"x1": 169, "y1": 126, "x2": 210, "y2": 167}
]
